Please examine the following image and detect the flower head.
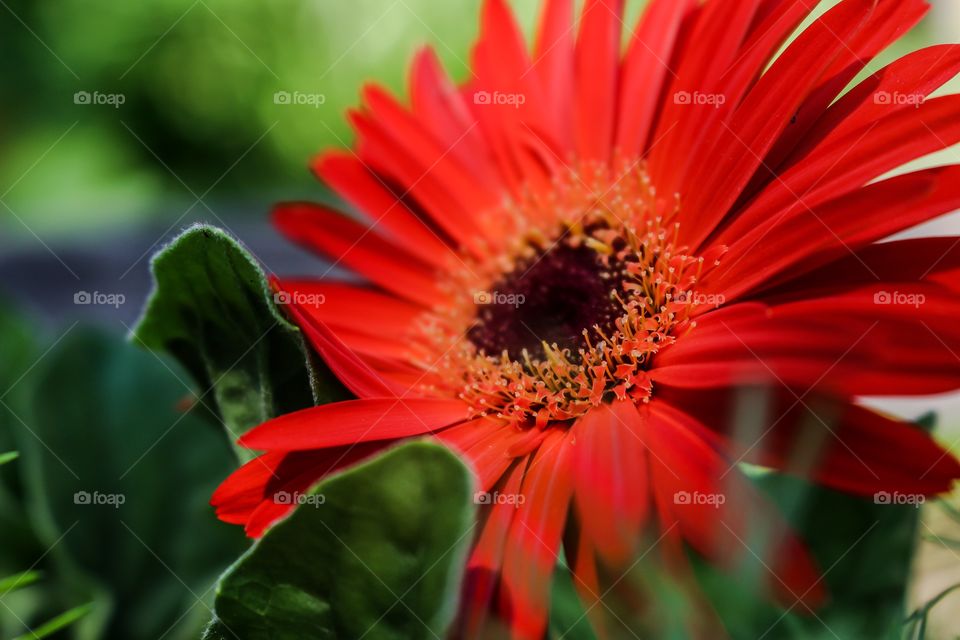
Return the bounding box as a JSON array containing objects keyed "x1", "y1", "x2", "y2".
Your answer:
[{"x1": 214, "y1": 0, "x2": 960, "y2": 636}]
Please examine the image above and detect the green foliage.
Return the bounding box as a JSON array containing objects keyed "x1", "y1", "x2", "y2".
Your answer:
[
  {"x1": 0, "y1": 458, "x2": 91, "y2": 640},
  {"x1": 549, "y1": 559, "x2": 598, "y2": 640},
  {"x1": 0, "y1": 570, "x2": 41, "y2": 594},
  {"x1": 203, "y1": 442, "x2": 476, "y2": 640},
  {"x1": 5, "y1": 327, "x2": 247, "y2": 639},
  {"x1": 132, "y1": 224, "x2": 346, "y2": 459},
  {"x1": 695, "y1": 473, "x2": 923, "y2": 640}
]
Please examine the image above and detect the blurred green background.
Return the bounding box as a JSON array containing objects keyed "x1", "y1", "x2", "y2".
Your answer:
[
  {"x1": 2, "y1": 0, "x2": 960, "y2": 638},
  {"x1": 0, "y1": 0, "x2": 952, "y2": 244}
]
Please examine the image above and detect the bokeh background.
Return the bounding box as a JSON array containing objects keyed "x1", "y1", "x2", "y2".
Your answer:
[{"x1": 2, "y1": 0, "x2": 960, "y2": 638}]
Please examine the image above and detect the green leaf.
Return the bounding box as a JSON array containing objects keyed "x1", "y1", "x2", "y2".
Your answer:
[
  {"x1": 131, "y1": 224, "x2": 347, "y2": 457},
  {"x1": 203, "y1": 441, "x2": 476, "y2": 640},
  {"x1": 0, "y1": 570, "x2": 42, "y2": 595},
  {"x1": 11, "y1": 602, "x2": 94, "y2": 640},
  {"x1": 549, "y1": 560, "x2": 597, "y2": 640},
  {"x1": 0, "y1": 451, "x2": 18, "y2": 466},
  {"x1": 14, "y1": 328, "x2": 247, "y2": 639},
  {"x1": 0, "y1": 304, "x2": 43, "y2": 576}
]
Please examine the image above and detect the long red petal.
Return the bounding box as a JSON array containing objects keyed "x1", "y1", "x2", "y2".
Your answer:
[
  {"x1": 272, "y1": 202, "x2": 443, "y2": 307},
  {"x1": 239, "y1": 398, "x2": 469, "y2": 451},
  {"x1": 574, "y1": 0, "x2": 623, "y2": 161},
  {"x1": 572, "y1": 402, "x2": 649, "y2": 566},
  {"x1": 499, "y1": 429, "x2": 575, "y2": 640}
]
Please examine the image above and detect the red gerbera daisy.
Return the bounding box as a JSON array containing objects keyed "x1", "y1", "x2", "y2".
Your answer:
[{"x1": 213, "y1": 0, "x2": 960, "y2": 636}]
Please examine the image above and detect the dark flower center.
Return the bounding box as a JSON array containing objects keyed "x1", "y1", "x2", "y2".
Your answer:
[{"x1": 468, "y1": 243, "x2": 624, "y2": 361}]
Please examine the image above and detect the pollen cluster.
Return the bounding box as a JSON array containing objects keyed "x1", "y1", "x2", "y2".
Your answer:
[{"x1": 408, "y1": 160, "x2": 724, "y2": 426}]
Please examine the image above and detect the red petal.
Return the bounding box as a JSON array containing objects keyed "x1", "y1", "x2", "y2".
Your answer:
[
  {"x1": 753, "y1": 0, "x2": 928, "y2": 182},
  {"x1": 239, "y1": 398, "x2": 468, "y2": 451},
  {"x1": 708, "y1": 165, "x2": 960, "y2": 300},
  {"x1": 574, "y1": 0, "x2": 623, "y2": 161},
  {"x1": 572, "y1": 402, "x2": 649, "y2": 566},
  {"x1": 533, "y1": 0, "x2": 575, "y2": 152},
  {"x1": 648, "y1": 0, "x2": 761, "y2": 195},
  {"x1": 499, "y1": 430, "x2": 575, "y2": 640},
  {"x1": 272, "y1": 278, "x2": 404, "y2": 399},
  {"x1": 442, "y1": 422, "x2": 527, "y2": 492},
  {"x1": 409, "y1": 47, "x2": 502, "y2": 190},
  {"x1": 659, "y1": 386, "x2": 960, "y2": 498},
  {"x1": 614, "y1": 0, "x2": 697, "y2": 157},
  {"x1": 653, "y1": 292, "x2": 960, "y2": 396},
  {"x1": 312, "y1": 151, "x2": 455, "y2": 266},
  {"x1": 350, "y1": 109, "x2": 488, "y2": 251},
  {"x1": 458, "y1": 457, "x2": 528, "y2": 638},
  {"x1": 679, "y1": 0, "x2": 878, "y2": 248},
  {"x1": 272, "y1": 202, "x2": 443, "y2": 307},
  {"x1": 273, "y1": 279, "x2": 422, "y2": 338},
  {"x1": 779, "y1": 237, "x2": 960, "y2": 297},
  {"x1": 777, "y1": 43, "x2": 960, "y2": 172},
  {"x1": 719, "y1": 94, "x2": 960, "y2": 249},
  {"x1": 213, "y1": 444, "x2": 385, "y2": 537},
  {"x1": 647, "y1": 401, "x2": 826, "y2": 610}
]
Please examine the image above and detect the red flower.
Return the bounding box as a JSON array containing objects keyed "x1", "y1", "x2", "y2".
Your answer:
[{"x1": 214, "y1": 0, "x2": 960, "y2": 636}]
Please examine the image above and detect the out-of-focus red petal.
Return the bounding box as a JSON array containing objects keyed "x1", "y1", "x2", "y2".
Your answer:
[
  {"x1": 658, "y1": 385, "x2": 960, "y2": 498},
  {"x1": 459, "y1": 457, "x2": 528, "y2": 639},
  {"x1": 574, "y1": 0, "x2": 623, "y2": 161},
  {"x1": 499, "y1": 429, "x2": 575, "y2": 640},
  {"x1": 572, "y1": 402, "x2": 649, "y2": 566},
  {"x1": 533, "y1": 0, "x2": 574, "y2": 152},
  {"x1": 647, "y1": 401, "x2": 826, "y2": 611}
]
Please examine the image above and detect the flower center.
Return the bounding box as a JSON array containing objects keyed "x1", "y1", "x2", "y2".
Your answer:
[
  {"x1": 468, "y1": 242, "x2": 627, "y2": 362},
  {"x1": 408, "y1": 161, "x2": 723, "y2": 427}
]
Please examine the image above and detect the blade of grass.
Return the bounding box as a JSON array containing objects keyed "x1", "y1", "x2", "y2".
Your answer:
[
  {"x1": 11, "y1": 602, "x2": 94, "y2": 640},
  {"x1": 0, "y1": 571, "x2": 42, "y2": 596}
]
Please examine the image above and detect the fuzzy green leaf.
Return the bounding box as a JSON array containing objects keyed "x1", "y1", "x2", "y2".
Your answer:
[
  {"x1": 131, "y1": 224, "x2": 347, "y2": 457},
  {"x1": 203, "y1": 442, "x2": 475, "y2": 640}
]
